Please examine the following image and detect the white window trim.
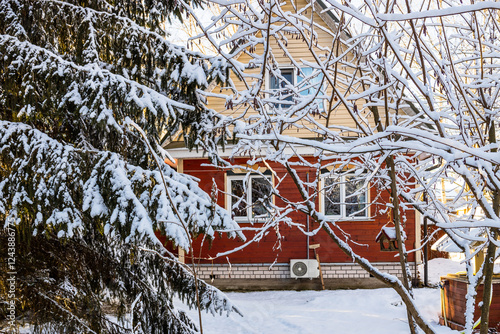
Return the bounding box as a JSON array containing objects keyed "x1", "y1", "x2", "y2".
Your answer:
[
  {"x1": 265, "y1": 66, "x2": 296, "y2": 91},
  {"x1": 226, "y1": 174, "x2": 273, "y2": 223},
  {"x1": 266, "y1": 67, "x2": 326, "y2": 111},
  {"x1": 265, "y1": 67, "x2": 296, "y2": 111},
  {"x1": 320, "y1": 174, "x2": 370, "y2": 220}
]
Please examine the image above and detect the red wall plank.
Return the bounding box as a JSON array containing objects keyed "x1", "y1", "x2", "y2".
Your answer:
[{"x1": 180, "y1": 157, "x2": 418, "y2": 265}]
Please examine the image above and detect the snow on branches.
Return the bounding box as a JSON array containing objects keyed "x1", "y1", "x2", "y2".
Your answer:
[
  {"x1": 0, "y1": 120, "x2": 240, "y2": 248},
  {"x1": 0, "y1": 0, "x2": 241, "y2": 330},
  {"x1": 181, "y1": 0, "x2": 500, "y2": 333}
]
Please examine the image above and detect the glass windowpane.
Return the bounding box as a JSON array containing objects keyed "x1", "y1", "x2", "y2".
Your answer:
[
  {"x1": 251, "y1": 177, "x2": 271, "y2": 218},
  {"x1": 297, "y1": 67, "x2": 324, "y2": 111},
  {"x1": 345, "y1": 176, "x2": 366, "y2": 217},
  {"x1": 324, "y1": 178, "x2": 341, "y2": 216},
  {"x1": 270, "y1": 69, "x2": 294, "y2": 109},
  {"x1": 230, "y1": 179, "x2": 247, "y2": 217}
]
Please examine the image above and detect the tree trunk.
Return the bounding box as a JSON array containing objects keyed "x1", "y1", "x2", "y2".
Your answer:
[
  {"x1": 387, "y1": 155, "x2": 418, "y2": 334},
  {"x1": 479, "y1": 230, "x2": 498, "y2": 334},
  {"x1": 479, "y1": 120, "x2": 500, "y2": 334},
  {"x1": 479, "y1": 187, "x2": 499, "y2": 334}
]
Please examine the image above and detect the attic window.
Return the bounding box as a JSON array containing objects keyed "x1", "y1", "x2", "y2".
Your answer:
[
  {"x1": 269, "y1": 68, "x2": 294, "y2": 109},
  {"x1": 269, "y1": 67, "x2": 325, "y2": 112},
  {"x1": 297, "y1": 67, "x2": 324, "y2": 112}
]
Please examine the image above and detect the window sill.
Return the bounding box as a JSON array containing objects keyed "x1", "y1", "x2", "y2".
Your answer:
[
  {"x1": 233, "y1": 217, "x2": 374, "y2": 223},
  {"x1": 325, "y1": 217, "x2": 375, "y2": 222},
  {"x1": 233, "y1": 218, "x2": 268, "y2": 224}
]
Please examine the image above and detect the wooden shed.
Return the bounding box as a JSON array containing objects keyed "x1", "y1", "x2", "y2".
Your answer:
[{"x1": 439, "y1": 273, "x2": 500, "y2": 331}]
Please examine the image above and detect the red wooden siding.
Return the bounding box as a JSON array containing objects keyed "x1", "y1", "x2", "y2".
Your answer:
[
  {"x1": 440, "y1": 276, "x2": 500, "y2": 331},
  {"x1": 180, "y1": 158, "x2": 417, "y2": 265}
]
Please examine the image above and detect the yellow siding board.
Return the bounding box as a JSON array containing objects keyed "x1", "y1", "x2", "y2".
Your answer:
[{"x1": 205, "y1": 0, "x2": 381, "y2": 136}]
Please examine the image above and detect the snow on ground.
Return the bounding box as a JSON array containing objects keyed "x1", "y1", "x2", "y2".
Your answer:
[
  {"x1": 177, "y1": 258, "x2": 483, "y2": 333},
  {"x1": 418, "y1": 257, "x2": 466, "y2": 286},
  {"x1": 178, "y1": 288, "x2": 457, "y2": 334},
  {"x1": 16, "y1": 257, "x2": 499, "y2": 333},
  {"x1": 418, "y1": 257, "x2": 500, "y2": 286}
]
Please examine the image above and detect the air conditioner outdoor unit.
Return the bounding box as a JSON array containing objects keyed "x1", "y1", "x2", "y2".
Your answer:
[{"x1": 290, "y1": 259, "x2": 319, "y2": 279}]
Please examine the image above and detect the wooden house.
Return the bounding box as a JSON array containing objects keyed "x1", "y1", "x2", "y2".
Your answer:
[{"x1": 163, "y1": 0, "x2": 422, "y2": 290}]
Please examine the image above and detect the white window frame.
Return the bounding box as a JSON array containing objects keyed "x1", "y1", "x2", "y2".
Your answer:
[
  {"x1": 266, "y1": 67, "x2": 296, "y2": 110},
  {"x1": 320, "y1": 174, "x2": 369, "y2": 219},
  {"x1": 226, "y1": 174, "x2": 273, "y2": 222},
  {"x1": 266, "y1": 67, "x2": 326, "y2": 111}
]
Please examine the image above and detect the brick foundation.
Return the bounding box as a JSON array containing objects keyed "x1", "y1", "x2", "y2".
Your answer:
[{"x1": 194, "y1": 262, "x2": 417, "y2": 283}]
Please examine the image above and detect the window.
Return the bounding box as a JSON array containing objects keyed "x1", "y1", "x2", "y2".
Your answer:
[
  {"x1": 269, "y1": 67, "x2": 325, "y2": 111},
  {"x1": 297, "y1": 67, "x2": 324, "y2": 112},
  {"x1": 228, "y1": 174, "x2": 272, "y2": 221},
  {"x1": 269, "y1": 68, "x2": 294, "y2": 109},
  {"x1": 322, "y1": 175, "x2": 368, "y2": 218}
]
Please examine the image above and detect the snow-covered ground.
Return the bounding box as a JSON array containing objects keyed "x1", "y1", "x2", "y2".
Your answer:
[
  {"x1": 176, "y1": 258, "x2": 472, "y2": 334},
  {"x1": 19, "y1": 257, "x2": 497, "y2": 333},
  {"x1": 418, "y1": 257, "x2": 467, "y2": 286},
  {"x1": 418, "y1": 257, "x2": 500, "y2": 286},
  {"x1": 180, "y1": 288, "x2": 455, "y2": 334}
]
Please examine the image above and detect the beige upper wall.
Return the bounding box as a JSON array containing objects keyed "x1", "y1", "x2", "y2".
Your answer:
[{"x1": 205, "y1": 0, "x2": 382, "y2": 139}]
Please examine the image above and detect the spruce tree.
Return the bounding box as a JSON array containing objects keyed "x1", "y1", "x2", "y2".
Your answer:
[{"x1": 0, "y1": 0, "x2": 239, "y2": 332}]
